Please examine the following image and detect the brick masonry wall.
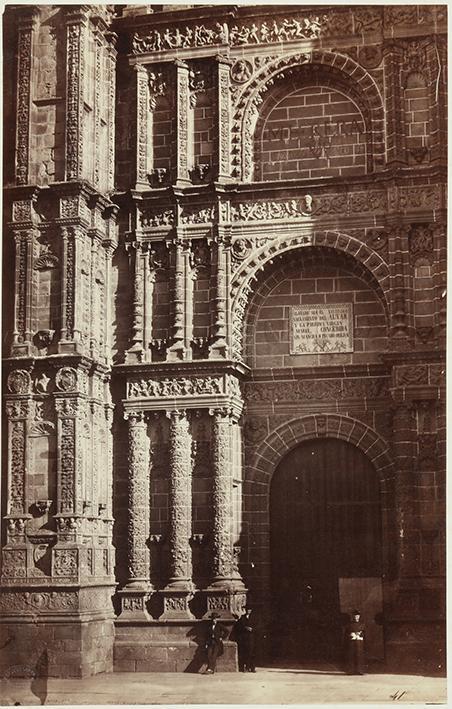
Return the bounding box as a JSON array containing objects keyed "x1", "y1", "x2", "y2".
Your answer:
[
  {"x1": 245, "y1": 249, "x2": 387, "y2": 369},
  {"x1": 256, "y1": 86, "x2": 366, "y2": 181},
  {"x1": 153, "y1": 95, "x2": 172, "y2": 174},
  {"x1": 193, "y1": 88, "x2": 215, "y2": 168}
]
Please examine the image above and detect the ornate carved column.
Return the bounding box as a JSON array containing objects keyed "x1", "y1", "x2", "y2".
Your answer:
[
  {"x1": 205, "y1": 407, "x2": 246, "y2": 617},
  {"x1": 15, "y1": 8, "x2": 37, "y2": 185},
  {"x1": 173, "y1": 59, "x2": 191, "y2": 186},
  {"x1": 118, "y1": 411, "x2": 151, "y2": 619},
  {"x1": 65, "y1": 6, "x2": 88, "y2": 181},
  {"x1": 209, "y1": 231, "x2": 229, "y2": 358},
  {"x1": 135, "y1": 63, "x2": 149, "y2": 189},
  {"x1": 162, "y1": 410, "x2": 193, "y2": 618},
  {"x1": 167, "y1": 236, "x2": 189, "y2": 361},
  {"x1": 58, "y1": 226, "x2": 84, "y2": 353},
  {"x1": 125, "y1": 239, "x2": 145, "y2": 363},
  {"x1": 215, "y1": 55, "x2": 232, "y2": 183}
]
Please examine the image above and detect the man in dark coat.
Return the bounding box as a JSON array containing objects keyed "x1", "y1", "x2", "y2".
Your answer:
[
  {"x1": 204, "y1": 613, "x2": 228, "y2": 674},
  {"x1": 235, "y1": 607, "x2": 256, "y2": 672},
  {"x1": 345, "y1": 610, "x2": 366, "y2": 675}
]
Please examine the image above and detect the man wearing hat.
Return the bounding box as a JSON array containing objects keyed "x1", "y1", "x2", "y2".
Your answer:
[
  {"x1": 235, "y1": 607, "x2": 256, "y2": 672},
  {"x1": 204, "y1": 613, "x2": 228, "y2": 674},
  {"x1": 345, "y1": 610, "x2": 366, "y2": 675}
]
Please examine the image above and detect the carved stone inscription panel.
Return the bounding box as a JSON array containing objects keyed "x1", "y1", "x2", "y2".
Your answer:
[{"x1": 290, "y1": 304, "x2": 354, "y2": 354}]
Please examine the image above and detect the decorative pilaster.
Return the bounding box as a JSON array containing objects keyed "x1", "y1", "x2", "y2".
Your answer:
[
  {"x1": 162, "y1": 410, "x2": 193, "y2": 618},
  {"x1": 392, "y1": 401, "x2": 418, "y2": 579},
  {"x1": 209, "y1": 231, "x2": 229, "y2": 358},
  {"x1": 103, "y1": 32, "x2": 117, "y2": 191},
  {"x1": 125, "y1": 239, "x2": 145, "y2": 362},
  {"x1": 15, "y1": 9, "x2": 37, "y2": 185},
  {"x1": 12, "y1": 230, "x2": 34, "y2": 356},
  {"x1": 432, "y1": 222, "x2": 446, "y2": 344},
  {"x1": 65, "y1": 7, "x2": 88, "y2": 181},
  {"x1": 135, "y1": 63, "x2": 149, "y2": 189},
  {"x1": 174, "y1": 59, "x2": 191, "y2": 186},
  {"x1": 58, "y1": 226, "x2": 84, "y2": 353},
  {"x1": 167, "y1": 236, "x2": 189, "y2": 361},
  {"x1": 384, "y1": 41, "x2": 406, "y2": 167},
  {"x1": 388, "y1": 224, "x2": 411, "y2": 346},
  {"x1": 118, "y1": 411, "x2": 151, "y2": 619},
  {"x1": 215, "y1": 55, "x2": 232, "y2": 182}
]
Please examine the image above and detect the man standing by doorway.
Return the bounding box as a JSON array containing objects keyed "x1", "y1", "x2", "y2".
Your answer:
[
  {"x1": 235, "y1": 607, "x2": 256, "y2": 672},
  {"x1": 345, "y1": 610, "x2": 366, "y2": 675},
  {"x1": 204, "y1": 613, "x2": 228, "y2": 674}
]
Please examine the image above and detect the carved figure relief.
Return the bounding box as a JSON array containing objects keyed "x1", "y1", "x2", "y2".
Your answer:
[
  {"x1": 230, "y1": 59, "x2": 253, "y2": 84},
  {"x1": 128, "y1": 376, "x2": 223, "y2": 399},
  {"x1": 409, "y1": 225, "x2": 434, "y2": 265}
]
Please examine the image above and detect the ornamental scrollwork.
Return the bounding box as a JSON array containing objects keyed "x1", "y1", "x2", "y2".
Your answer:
[{"x1": 409, "y1": 225, "x2": 434, "y2": 266}]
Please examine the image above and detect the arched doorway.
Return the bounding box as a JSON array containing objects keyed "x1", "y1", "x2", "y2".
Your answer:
[{"x1": 270, "y1": 437, "x2": 383, "y2": 664}]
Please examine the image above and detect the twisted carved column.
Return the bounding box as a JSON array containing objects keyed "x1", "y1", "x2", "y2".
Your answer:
[
  {"x1": 162, "y1": 410, "x2": 193, "y2": 618},
  {"x1": 118, "y1": 410, "x2": 151, "y2": 619}
]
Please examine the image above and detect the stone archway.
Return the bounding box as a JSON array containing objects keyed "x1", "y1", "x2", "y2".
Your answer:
[
  {"x1": 241, "y1": 414, "x2": 397, "y2": 650},
  {"x1": 231, "y1": 231, "x2": 391, "y2": 360},
  {"x1": 231, "y1": 50, "x2": 385, "y2": 181}
]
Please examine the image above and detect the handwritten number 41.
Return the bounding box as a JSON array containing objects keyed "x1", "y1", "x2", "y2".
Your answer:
[{"x1": 390, "y1": 691, "x2": 407, "y2": 701}]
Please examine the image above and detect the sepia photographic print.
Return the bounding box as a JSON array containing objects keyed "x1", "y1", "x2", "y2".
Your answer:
[{"x1": 0, "y1": 2, "x2": 447, "y2": 706}]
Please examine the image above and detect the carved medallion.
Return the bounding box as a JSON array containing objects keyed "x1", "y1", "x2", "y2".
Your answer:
[
  {"x1": 55, "y1": 367, "x2": 77, "y2": 392},
  {"x1": 7, "y1": 370, "x2": 31, "y2": 394}
]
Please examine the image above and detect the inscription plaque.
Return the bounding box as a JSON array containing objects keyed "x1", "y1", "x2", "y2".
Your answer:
[{"x1": 290, "y1": 304, "x2": 353, "y2": 354}]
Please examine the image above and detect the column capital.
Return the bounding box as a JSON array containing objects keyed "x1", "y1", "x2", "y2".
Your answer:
[{"x1": 124, "y1": 409, "x2": 146, "y2": 424}]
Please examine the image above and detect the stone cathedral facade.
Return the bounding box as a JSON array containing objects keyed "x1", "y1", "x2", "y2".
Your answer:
[{"x1": 1, "y1": 4, "x2": 446, "y2": 677}]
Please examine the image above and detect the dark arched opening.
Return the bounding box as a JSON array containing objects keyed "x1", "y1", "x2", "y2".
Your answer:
[{"x1": 270, "y1": 437, "x2": 383, "y2": 665}]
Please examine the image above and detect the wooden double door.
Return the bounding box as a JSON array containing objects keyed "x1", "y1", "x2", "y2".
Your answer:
[{"x1": 270, "y1": 437, "x2": 383, "y2": 663}]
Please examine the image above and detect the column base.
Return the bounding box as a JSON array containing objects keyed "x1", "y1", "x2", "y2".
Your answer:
[
  {"x1": 160, "y1": 589, "x2": 194, "y2": 619},
  {"x1": 117, "y1": 585, "x2": 151, "y2": 621},
  {"x1": 204, "y1": 587, "x2": 248, "y2": 619}
]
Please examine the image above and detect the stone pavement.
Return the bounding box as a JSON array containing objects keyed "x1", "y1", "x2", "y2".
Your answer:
[{"x1": 0, "y1": 665, "x2": 446, "y2": 706}]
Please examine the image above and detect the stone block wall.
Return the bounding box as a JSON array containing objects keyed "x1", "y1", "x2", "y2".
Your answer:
[{"x1": 258, "y1": 86, "x2": 366, "y2": 181}]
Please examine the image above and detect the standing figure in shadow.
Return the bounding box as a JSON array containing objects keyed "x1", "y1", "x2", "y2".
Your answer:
[
  {"x1": 204, "y1": 613, "x2": 228, "y2": 674},
  {"x1": 345, "y1": 610, "x2": 366, "y2": 675},
  {"x1": 235, "y1": 607, "x2": 256, "y2": 672}
]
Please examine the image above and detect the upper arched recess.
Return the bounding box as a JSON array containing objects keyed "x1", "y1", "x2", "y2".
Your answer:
[{"x1": 232, "y1": 51, "x2": 385, "y2": 182}]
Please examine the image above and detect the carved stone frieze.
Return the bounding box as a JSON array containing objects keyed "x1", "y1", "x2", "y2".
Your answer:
[
  {"x1": 0, "y1": 591, "x2": 78, "y2": 613},
  {"x1": 245, "y1": 377, "x2": 389, "y2": 403},
  {"x1": 181, "y1": 205, "x2": 215, "y2": 225},
  {"x1": 127, "y1": 376, "x2": 223, "y2": 399},
  {"x1": 140, "y1": 207, "x2": 175, "y2": 228},
  {"x1": 399, "y1": 185, "x2": 442, "y2": 211}
]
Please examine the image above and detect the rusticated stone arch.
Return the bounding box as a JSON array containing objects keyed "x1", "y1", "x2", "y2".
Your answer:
[
  {"x1": 243, "y1": 413, "x2": 397, "y2": 582},
  {"x1": 232, "y1": 50, "x2": 385, "y2": 181},
  {"x1": 231, "y1": 230, "x2": 390, "y2": 360}
]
